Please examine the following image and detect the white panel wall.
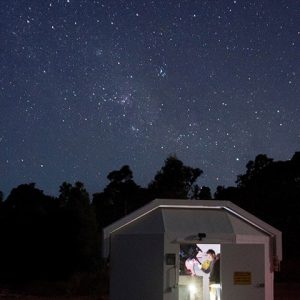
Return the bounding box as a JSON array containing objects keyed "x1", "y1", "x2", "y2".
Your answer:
[
  {"x1": 163, "y1": 237, "x2": 179, "y2": 300},
  {"x1": 110, "y1": 233, "x2": 164, "y2": 300},
  {"x1": 236, "y1": 235, "x2": 273, "y2": 300}
]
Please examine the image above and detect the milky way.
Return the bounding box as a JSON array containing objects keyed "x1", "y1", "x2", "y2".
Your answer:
[{"x1": 0, "y1": 0, "x2": 299, "y2": 197}]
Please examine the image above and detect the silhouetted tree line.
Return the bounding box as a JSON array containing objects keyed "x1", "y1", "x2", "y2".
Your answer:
[
  {"x1": 214, "y1": 152, "x2": 300, "y2": 261},
  {"x1": 0, "y1": 153, "x2": 299, "y2": 291}
]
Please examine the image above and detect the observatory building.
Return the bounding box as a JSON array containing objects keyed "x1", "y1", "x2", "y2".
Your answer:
[{"x1": 103, "y1": 199, "x2": 282, "y2": 300}]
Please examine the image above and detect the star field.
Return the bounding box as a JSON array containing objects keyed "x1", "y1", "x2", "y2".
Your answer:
[{"x1": 0, "y1": 0, "x2": 299, "y2": 196}]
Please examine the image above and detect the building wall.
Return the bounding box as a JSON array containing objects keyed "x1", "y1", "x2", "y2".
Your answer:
[
  {"x1": 236, "y1": 234, "x2": 273, "y2": 300},
  {"x1": 110, "y1": 233, "x2": 164, "y2": 300},
  {"x1": 163, "y1": 236, "x2": 180, "y2": 300},
  {"x1": 104, "y1": 201, "x2": 280, "y2": 300}
]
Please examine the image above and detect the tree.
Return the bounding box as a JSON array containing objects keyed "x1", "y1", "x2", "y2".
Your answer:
[
  {"x1": 219, "y1": 152, "x2": 300, "y2": 264},
  {"x1": 92, "y1": 166, "x2": 146, "y2": 228},
  {"x1": 148, "y1": 155, "x2": 203, "y2": 199},
  {"x1": 107, "y1": 165, "x2": 133, "y2": 183},
  {"x1": 0, "y1": 191, "x2": 3, "y2": 211},
  {"x1": 191, "y1": 185, "x2": 212, "y2": 200},
  {"x1": 58, "y1": 182, "x2": 101, "y2": 274},
  {"x1": 0, "y1": 183, "x2": 58, "y2": 281},
  {"x1": 214, "y1": 185, "x2": 240, "y2": 202},
  {"x1": 236, "y1": 154, "x2": 273, "y2": 188}
]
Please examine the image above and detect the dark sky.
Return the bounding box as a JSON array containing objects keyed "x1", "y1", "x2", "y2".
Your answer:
[{"x1": 0, "y1": 0, "x2": 299, "y2": 197}]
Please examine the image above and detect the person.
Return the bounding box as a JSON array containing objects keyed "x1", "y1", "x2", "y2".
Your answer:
[
  {"x1": 208, "y1": 252, "x2": 221, "y2": 300},
  {"x1": 186, "y1": 248, "x2": 216, "y2": 276},
  {"x1": 203, "y1": 249, "x2": 216, "y2": 273}
]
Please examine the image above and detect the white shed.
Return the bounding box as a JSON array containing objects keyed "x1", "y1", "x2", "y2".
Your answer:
[{"x1": 103, "y1": 199, "x2": 282, "y2": 300}]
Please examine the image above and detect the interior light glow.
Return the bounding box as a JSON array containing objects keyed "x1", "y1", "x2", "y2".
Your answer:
[{"x1": 188, "y1": 283, "x2": 197, "y2": 294}]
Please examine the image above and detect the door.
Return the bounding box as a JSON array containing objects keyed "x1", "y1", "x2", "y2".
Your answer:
[{"x1": 221, "y1": 244, "x2": 265, "y2": 300}]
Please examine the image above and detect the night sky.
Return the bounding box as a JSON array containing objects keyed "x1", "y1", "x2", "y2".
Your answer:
[{"x1": 0, "y1": 0, "x2": 299, "y2": 197}]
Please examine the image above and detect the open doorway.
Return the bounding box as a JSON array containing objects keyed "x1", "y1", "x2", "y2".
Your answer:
[
  {"x1": 179, "y1": 243, "x2": 265, "y2": 300},
  {"x1": 179, "y1": 244, "x2": 221, "y2": 300}
]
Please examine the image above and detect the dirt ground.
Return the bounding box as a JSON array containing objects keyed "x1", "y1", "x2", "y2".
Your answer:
[{"x1": 0, "y1": 283, "x2": 299, "y2": 299}]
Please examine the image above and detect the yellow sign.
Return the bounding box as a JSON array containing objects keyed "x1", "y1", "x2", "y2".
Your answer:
[{"x1": 233, "y1": 272, "x2": 252, "y2": 285}]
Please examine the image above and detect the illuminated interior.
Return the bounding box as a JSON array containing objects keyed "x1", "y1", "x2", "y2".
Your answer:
[{"x1": 179, "y1": 244, "x2": 221, "y2": 300}]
